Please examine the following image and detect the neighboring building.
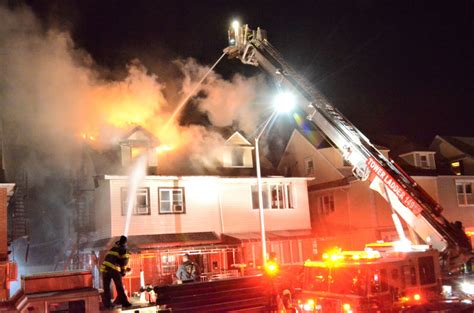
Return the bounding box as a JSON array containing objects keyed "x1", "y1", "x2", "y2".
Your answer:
[
  {"x1": 430, "y1": 135, "x2": 474, "y2": 176},
  {"x1": 78, "y1": 127, "x2": 314, "y2": 292},
  {"x1": 0, "y1": 183, "x2": 15, "y2": 301},
  {"x1": 278, "y1": 129, "x2": 394, "y2": 250},
  {"x1": 278, "y1": 130, "x2": 474, "y2": 250},
  {"x1": 429, "y1": 136, "x2": 474, "y2": 230}
]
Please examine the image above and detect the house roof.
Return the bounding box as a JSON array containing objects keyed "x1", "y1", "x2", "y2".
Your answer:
[
  {"x1": 82, "y1": 232, "x2": 221, "y2": 250},
  {"x1": 308, "y1": 177, "x2": 353, "y2": 192},
  {"x1": 120, "y1": 125, "x2": 159, "y2": 145},
  {"x1": 221, "y1": 229, "x2": 313, "y2": 244},
  {"x1": 437, "y1": 136, "x2": 474, "y2": 158},
  {"x1": 225, "y1": 131, "x2": 252, "y2": 146}
]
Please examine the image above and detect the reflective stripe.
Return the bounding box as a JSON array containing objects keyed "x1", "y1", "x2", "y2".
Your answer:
[
  {"x1": 102, "y1": 261, "x2": 121, "y2": 272},
  {"x1": 107, "y1": 251, "x2": 120, "y2": 257},
  {"x1": 108, "y1": 250, "x2": 129, "y2": 259}
]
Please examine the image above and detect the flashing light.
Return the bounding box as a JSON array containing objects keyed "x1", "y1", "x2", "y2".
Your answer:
[
  {"x1": 401, "y1": 296, "x2": 410, "y2": 303},
  {"x1": 343, "y1": 303, "x2": 352, "y2": 312},
  {"x1": 413, "y1": 294, "x2": 421, "y2": 301},
  {"x1": 302, "y1": 299, "x2": 316, "y2": 311},
  {"x1": 264, "y1": 260, "x2": 279, "y2": 276}
]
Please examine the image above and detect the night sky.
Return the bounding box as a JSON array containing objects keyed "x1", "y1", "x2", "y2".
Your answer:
[{"x1": 25, "y1": 0, "x2": 473, "y2": 145}]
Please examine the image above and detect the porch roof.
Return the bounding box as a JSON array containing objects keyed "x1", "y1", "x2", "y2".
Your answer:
[
  {"x1": 82, "y1": 232, "x2": 221, "y2": 250},
  {"x1": 221, "y1": 229, "x2": 313, "y2": 244}
]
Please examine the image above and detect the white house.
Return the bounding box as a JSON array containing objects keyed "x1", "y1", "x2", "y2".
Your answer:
[{"x1": 83, "y1": 128, "x2": 314, "y2": 291}]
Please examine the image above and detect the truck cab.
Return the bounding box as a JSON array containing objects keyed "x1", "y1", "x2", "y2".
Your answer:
[{"x1": 294, "y1": 246, "x2": 441, "y2": 312}]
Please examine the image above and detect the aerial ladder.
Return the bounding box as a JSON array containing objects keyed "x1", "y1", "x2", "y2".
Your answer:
[{"x1": 224, "y1": 22, "x2": 472, "y2": 273}]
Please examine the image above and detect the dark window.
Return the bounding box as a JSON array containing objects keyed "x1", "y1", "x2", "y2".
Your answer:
[
  {"x1": 317, "y1": 194, "x2": 335, "y2": 214},
  {"x1": 231, "y1": 148, "x2": 244, "y2": 166},
  {"x1": 121, "y1": 187, "x2": 150, "y2": 215},
  {"x1": 418, "y1": 256, "x2": 436, "y2": 285},
  {"x1": 159, "y1": 188, "x2": 185, "y2": 214},
  {"x1": 402, "y1": 265, "x2": 417, "y2": 287}
]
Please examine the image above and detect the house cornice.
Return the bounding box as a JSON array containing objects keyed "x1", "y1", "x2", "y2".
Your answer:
[
  {"x1": 399, "y1": 151, "x2": 435, "y2": 158},
  {"x1": 100, "y1": 175, "x2": 313, "y2": 182}
]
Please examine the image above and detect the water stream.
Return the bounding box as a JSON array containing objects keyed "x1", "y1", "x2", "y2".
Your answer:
[
  {"x1": 124, "y1": 154, "x2": 148, "y2": 237},
  {"x1": 163, "y1": 52, "x2": 227, "y2": 130}
]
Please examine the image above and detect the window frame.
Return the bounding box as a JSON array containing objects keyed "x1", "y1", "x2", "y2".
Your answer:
[
  {"x1": 456, "y1": 181, "x2": 474, "y2": 207},
  {"x1": 230, "y1": 147, "x2": 245, "y2": 167},
  {"x1": 415, "y1": 152, "x2": 434, "y2": 169},
  {"x1": 317, "y1": 194, "x2": 335, "y2": 215},
  {"x1": 418, "y1": 256, "x2": 436, "y2": 285},
  {"x1": 251, "y1": 183, "x2": 294, "y2": 210},
  {"x1": 121, "y1": 187, "x2": 151, "y2": 216},
  {"x1": 158, "y1": 187, "x2": 186, "y2": 214},
  {"x1": 305, "y1": 157, "x2": 314, "y2": 176}
]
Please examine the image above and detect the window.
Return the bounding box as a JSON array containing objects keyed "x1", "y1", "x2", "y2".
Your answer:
[
  {"x1": 161, "y1": 254, "x2": 177, "y2": 275},
  {"x1": 271, "y1": 185, "x2": 284, "y2": 209},
  {"x1": 419, "y1": 155, "x2": 428, "y2": 168},
  {"x1": 418, "y1": 256, "x2": 436, "y2": 285},
  {"x1": 231, "y1": 148, "x2": 244, "y2": 166},
  {"x1": 252, "y1": 183, "x2": 293, "y2": 209},
  {"x1": 159, "y1": 188, "x2": 185, "y2": 213},
  {"x1": 305, "y1": 157, "x2": 314, "y2": 175},
  {"x1": 414, "y1": 152, "x2": 434, "y2": 169},
  {"x1": 451, "y1": 161, "x2": 463, "y2": 176},
  {"x1": 370, "y1": 269, "x2": 388, "y2": 293},
  {"x1": 402, "y1": 265, "x2": 417, "y2": 287},
  {"x1": 317, "y1": 194, "x2": 334, "y2": 214},
  {"x1": 456, "y1": 181, "x2": 474, "y2": 206},
  {"x1": 121, "y1": 187, "x2": 150, "y2": 215}
]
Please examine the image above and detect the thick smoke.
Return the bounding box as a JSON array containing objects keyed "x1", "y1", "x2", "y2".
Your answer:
[
  {"x1": 0, "y1": 5, "x2": 267, "y2": 180},
  {"x1": 0, "y1": 4, "x2": 268, "y2": 248}
]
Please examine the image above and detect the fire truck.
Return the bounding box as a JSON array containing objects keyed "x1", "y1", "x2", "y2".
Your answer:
[
  {"x1": 294, "y1": 246, "x2": 441, "y2": 312},
  {"x1": 224, "y1": 22, "x2": 473, "y2": 274},
  {"x1": 224, "y1": 22, "x2": 474, "y2": 311}
]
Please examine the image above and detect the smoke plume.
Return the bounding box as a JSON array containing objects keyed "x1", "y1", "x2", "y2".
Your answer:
[{"x1": 0, "y1": 4, "x2": 268, "y2": 246}]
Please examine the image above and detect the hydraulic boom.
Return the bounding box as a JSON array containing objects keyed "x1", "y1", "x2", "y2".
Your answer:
[{"x1": 224, "y1": 23, "x2": 472, "y2": 272}]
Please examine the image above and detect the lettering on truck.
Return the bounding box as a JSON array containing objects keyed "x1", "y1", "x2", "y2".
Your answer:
[{"x1": 367, "y1": 157, "x2": 423, "y2": 215}]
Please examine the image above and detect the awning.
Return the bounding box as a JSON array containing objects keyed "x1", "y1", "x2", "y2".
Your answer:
[
  {"x1": 81, "y1": 232, "x2": 221, "y2": 250},
  {"x1": 221, "y1": 229, "x2": 314, "y2": 244}
]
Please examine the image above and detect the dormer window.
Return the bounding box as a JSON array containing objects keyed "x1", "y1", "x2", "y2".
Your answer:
[
  {"x1": 223, "y1": 132, "x2": 254, "y2": 168},
  {"x1": 231, "y1": 148, "x2": 244, "y2": 166},
  {"x1": 419, "y1": 154, "x2": 429, "y2": 168},
  {"x1": 399, "y1": 151, "x2": 435, "y2": 169},
  {"x1": 119, "y1": 126, "x2": 159, "y2": 168}
]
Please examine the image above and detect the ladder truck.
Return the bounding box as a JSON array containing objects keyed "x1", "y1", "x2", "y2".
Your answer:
[{"x1": 224, "y1": 22, "x2": 472, "y2": 274}]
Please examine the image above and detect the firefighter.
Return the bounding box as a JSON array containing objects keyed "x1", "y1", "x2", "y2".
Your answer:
[
  {"x1": 176, "y1": 253, "x2": 199, "y2": 283},
  {"x1": 100, "y1": 235, "x2": 132, "y2": 309}
]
